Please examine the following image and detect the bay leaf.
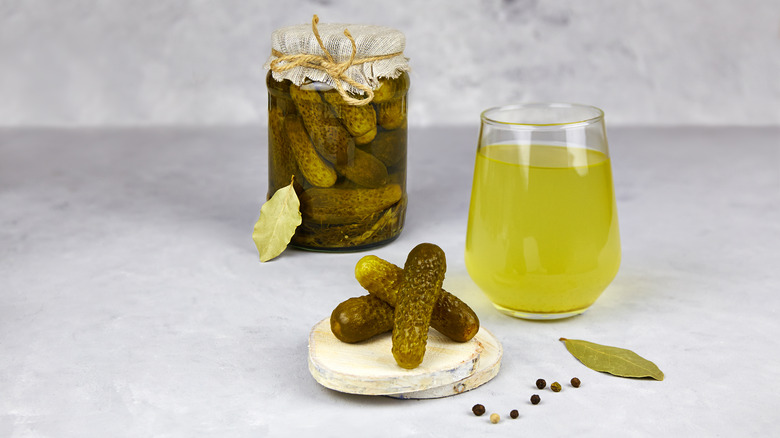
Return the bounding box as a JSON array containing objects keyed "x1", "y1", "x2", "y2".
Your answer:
[
  {"x1": 559, "y1": 338, "x2": 664, "y2": 381},
  {"x1": 252, "y1": 177, "x2": 302, "y2": 262}
]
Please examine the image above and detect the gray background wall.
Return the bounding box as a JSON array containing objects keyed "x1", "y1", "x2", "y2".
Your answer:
[{"x1": 1, "y1": 0, "x2": 778, "y2": 127}]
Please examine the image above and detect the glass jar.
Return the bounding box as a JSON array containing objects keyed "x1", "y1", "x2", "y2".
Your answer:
[{"x1": 265, "y1": 19, "x2": 410, "y2": 251}]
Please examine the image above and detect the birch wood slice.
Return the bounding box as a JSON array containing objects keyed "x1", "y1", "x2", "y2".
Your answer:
[
  {"x1": 308, "y1": 318, "x2": 491, "y2": 396},
  {"x1": 387, "y1": 326, "x2": 502, "y2": 399}
]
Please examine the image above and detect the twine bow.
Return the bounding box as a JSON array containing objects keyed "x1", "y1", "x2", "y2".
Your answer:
[{"x1": 269, "y1": 15, "x2": 402, "y2": 106}]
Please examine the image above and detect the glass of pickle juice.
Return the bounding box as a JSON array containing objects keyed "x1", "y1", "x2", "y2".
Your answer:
[{"x1": 465, "y1": 104, "x2": 621, "y2": 319}]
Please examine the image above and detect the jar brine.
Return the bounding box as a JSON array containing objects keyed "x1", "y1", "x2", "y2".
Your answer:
[{"x1": 264, "y1": 17, "x2": 410, "y2": 251}]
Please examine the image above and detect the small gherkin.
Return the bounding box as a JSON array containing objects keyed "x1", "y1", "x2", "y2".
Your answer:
[
  {"x1": 267, "y1": 107, "x2": 301, "y2": 192},
  {"x1": 371, "y1": 78, "x2": 398, "y2": 104},
  {"x1": 372, "y1": 73, "x2": 409, "y2": 103},
  {"x1": 335, "y1": 148, "x2": 388, "y2": 188},
  {"x1": 283, "y1": 115, "x2": 337, "y2": 188},
  {"x1": 330, "y1": 295, "x2": 394, "y2": 343},
  {"x1": 360, "y1": 128, "x2": 406, "y2": 167},
  {"x1": 298, "y1": 184, "x2": 403, "y2": 224},
  {"x1": 376, "y1": 98, "x2": 406, "y2": 130},
  {"x1": 391, "y1": 243, "x2": 447, "y2": 369},
  {"x1": 322, "y1": 89, "x2": 377, "y2": 139},
  {"x1": 289, "y1": 84, "x2": 354, "y2": 164},
  {"x1": 354, "y1": 126, "x2": 377, "y2": 145}
]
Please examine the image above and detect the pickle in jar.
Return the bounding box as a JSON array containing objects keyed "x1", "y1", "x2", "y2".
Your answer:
[
  {"x1": 377, "y1": 98, "x2": 406, "y2": 130},
  {"x1": 284, "y1": 115, "x2": 338, "y2": 188},
  {"x1": 335, "y1": 148, "x2": 388, "y2": 188},
  {"x1": 372, "y1": 73, "x2": 409, "y2": 104},
  {"x1": 354, "y1": 127, "x2": 378, "y2": 145},
  {"x1": 322, "y1": 90, "x2": 377, "y2": 141},
  {"x1": 267, "y1": 107, "x2": 302, "y2": 193},
  {"x1": 360, "y1": 127, "x2": 406, "y2": 168},
  {"x1": 299, "y1": 184, "x2": 402, "y2": 224},
  {"x1": 289, "y1": 84, "x2": 354, "y2": 164},
  {"x1": 293, "y1": 193, "x2": 406, "y2": 248}
]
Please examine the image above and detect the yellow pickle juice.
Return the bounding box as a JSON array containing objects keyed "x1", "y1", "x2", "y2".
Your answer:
[
  {"x1": 465, "y1": 143, "x2": 621, "y2": 315},
  {"x1": 264, "y1": 16, "x2": 410, "y2": 251}
]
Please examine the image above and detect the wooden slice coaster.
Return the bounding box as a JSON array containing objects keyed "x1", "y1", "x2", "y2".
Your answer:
[
  {"x1": 308, "y1": 318, "x2": 501, "y2": 397},
  {"x1": 387, "y1": 326, "x2": 502, "y2": 399}
]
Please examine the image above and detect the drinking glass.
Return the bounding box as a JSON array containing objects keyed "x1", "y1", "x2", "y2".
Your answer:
[{"x1": 465, "y1": 103, "x2": 621, "y2": 319}]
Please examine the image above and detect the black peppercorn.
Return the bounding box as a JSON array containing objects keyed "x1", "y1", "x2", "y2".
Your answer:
[
  {"x1": 472, "y1": 404, "x2": 486, "y2": 416},
  {"x1": 571, "y1": 377, "x2": 581, "y2": 388},
  {"x1": 510, "y1": 409, "x2": 519, "y2": 419},
  {"x1": 535, "y1": 378, "x2": 546, "y2": 389},
  {"x1": 551, "y1": 382, "x2": 562, "y2": 392},
  {"x1": 530, "y1": 394, "x2": 541, "y2": 405}
]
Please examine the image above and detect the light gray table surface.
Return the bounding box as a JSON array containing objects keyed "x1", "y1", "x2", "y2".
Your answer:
[{"x1": 1, "y1": 125, "x2": 779, "y2": 437}]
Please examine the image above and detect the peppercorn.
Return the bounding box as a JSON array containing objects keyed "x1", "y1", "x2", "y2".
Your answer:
[
  {"x1": 490, "y1": 413, "x2": 500, "y2": 424},
  {"x1": 510, "y1": 409, "x2": 519, "y2": 419},
  {"x1": 571, "y1": 377, "x2": 581, "y2": 388},
  {"x1": 535, "y1": 378, "x2": 546, "y2": 389},
  {"x1": 551, "y1": 382, "x2": 562, "y2": 392},
  {"x1": 472, "y1": 404, "x2": 486, "y2": 416},
  {"x1": 530, "y1": 394, "x2": 541, "y2": 405}
]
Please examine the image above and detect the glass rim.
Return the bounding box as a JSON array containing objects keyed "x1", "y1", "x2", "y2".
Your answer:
[{"x1": 480, "y1": 103, "x2": 605, "y2": 129}]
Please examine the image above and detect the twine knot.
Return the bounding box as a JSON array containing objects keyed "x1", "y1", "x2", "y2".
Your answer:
[{"x1": 269, "y1": 15, "x2": 402, "y2": 106}]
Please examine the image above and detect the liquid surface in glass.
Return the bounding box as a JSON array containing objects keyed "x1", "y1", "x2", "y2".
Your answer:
[{"x1": 465, "y1": 143, "x2": 621, "y2": 316}]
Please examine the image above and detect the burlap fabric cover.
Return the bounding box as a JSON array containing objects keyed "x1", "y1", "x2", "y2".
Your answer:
[{"x1": 264, "y1": 17, "x2": 410, "y2": 103}]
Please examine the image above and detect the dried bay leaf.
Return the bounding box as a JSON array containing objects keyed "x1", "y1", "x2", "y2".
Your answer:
[
  {"x1": 559, "y1": 338, "x2": 664, "y2": 381},
  {"x1": 252, "y1": 177, "x2": 302, "y2": 262}
]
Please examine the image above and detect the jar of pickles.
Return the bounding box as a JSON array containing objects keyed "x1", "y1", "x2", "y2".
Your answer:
[{"x1": 264, "y1": 16, "x2": 410, "y2": 251}]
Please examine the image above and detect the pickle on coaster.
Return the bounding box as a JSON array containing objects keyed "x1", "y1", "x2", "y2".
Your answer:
[
  {"x1": 264, "y1": 15, "x2": 411, "y2": 252},
  {"x1": 310, "y1": 244, "x2": 500, "y2": 398}
]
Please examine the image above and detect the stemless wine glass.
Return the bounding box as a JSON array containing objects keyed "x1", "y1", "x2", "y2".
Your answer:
[{"x1": 465, "y1": 103, "x2": 621, "y2": 319}]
